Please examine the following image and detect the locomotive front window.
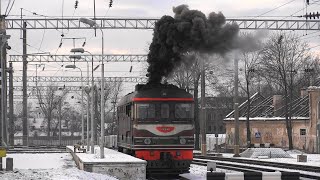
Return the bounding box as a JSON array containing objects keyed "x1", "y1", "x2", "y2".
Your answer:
[
  {"x1": 175, "y1": 103, "x2": 193, "y2": 118},
  {"x1": 161, "y1": 104, "x2": 169, "y2": 118},
  {"x1": 137, "y1": 104, "x2": 155, "y2": 119}
]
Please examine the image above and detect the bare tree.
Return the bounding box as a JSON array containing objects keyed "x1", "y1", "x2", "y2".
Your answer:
[
  {"x1": 36, "y1": 84, "x2": 69, "y2": 137},
  {"x1": 169, "y1": 53, "x2": 222, "y2": 150},
  {"x1": 93, "y1": 81, "x2": 123, "y2": 140},
  {"x1": 61, "y1": 106, "x2": 81, "y2": 136},
  {"x1": 167, "y1": 53, "x2": 202, "y2": 149},
  {"x1": 13, "y1": 102, "x2": 33, "y2": 134},
  {"x1": 238, "y1": 50, "x2": 261, "y2": 147},
  {"x1": 260, "y1": 32, "x2": 309, "y2": 150}
]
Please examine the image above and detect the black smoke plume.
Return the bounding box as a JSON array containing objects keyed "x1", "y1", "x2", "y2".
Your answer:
[{"x1": 146, "y1": 5, "x2": 239, "y2": 84}]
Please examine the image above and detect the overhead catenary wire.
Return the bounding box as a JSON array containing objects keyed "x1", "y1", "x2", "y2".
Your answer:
[
  {"x1": 5, "y1": 0, "x2": 12, "y2": 16},
  {"x1": 253, "y1": 0, "x2": 297, "y2": 18},
  {"x1": 5, "y1": 0, "x2": 15, "y2": 16}
]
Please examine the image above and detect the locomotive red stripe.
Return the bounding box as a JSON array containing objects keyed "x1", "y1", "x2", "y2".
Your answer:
[
  {"x1": 133, "y1": 98, "x2": 193, "y2": 102},
  {"x1": 135, "y1": 150, "x2": 193, "y2": 161}
]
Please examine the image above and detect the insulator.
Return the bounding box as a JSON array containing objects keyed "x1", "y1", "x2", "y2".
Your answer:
[
  {"x1": 59, "y1": 42, "x2": 62, "y2": 48},
  {"x1": 75, "y1": 0, "x2": 79, "y2": 9},
  {"x1": 129, "y1": 66, "x2": 133, "y2": 72},
  {"x1": 82, "y1": 41, "x2": 86, "y2": 47}
]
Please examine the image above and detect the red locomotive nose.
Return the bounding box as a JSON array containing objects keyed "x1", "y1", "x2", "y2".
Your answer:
[{"x1": 156, "y1": 126, "x2": 175, "y2": 133}]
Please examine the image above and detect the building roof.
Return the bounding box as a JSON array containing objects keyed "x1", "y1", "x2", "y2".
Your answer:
[{"x1": 225, "y1": 92, "x2": 309, "y2": 120}]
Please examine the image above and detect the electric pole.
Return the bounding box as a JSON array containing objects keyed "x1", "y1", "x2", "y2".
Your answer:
[
  {"x1": 200, "y1": 58, "x2": 206, "y2": 156},
  {"x1": 22, "y1": 21, "x2": 28, "y2": 146},
  {"x1": 8, "y1": 62, "x2": 13, "y2": 146},
  {"x1": 234, "y1": 53, "x2": 240, "y2": 157}
]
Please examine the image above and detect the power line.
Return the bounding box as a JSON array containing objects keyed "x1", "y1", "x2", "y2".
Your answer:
[
  {"x1": 5, "y1": 0, "x2": 12, "y2": 16},
  {"x1": 254, "y1": 0, "x2": 297, "y2": 18},
  {"x1": 6, "y1": 0, "x2": 15, "y2": 16}
]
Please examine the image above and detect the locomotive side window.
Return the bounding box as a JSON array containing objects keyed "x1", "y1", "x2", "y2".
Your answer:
[
  {"x1": 137, "y1": 104, "x2": 155, "y2": 119},
  {"x1": 161, "y1": 104, "x2": 169, "y2": 118},
  {"x1": 175, "y1": 103, "x2": 193, "y2": 118},
  {"x1": 125, "y1": 104, "x2": 131, "y2": 117}
]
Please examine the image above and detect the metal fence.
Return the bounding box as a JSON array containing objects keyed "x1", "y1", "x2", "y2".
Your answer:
[{"x1": 14, "y1": 136, "x2": 81, "y2": 146}]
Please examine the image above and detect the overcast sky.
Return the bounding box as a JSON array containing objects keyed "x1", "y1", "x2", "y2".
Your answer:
[
  {"x1": 3, "y1": 0, "x2": 320, "y2": 97},
  {"x1": 4, "y1": 0, "x2": 319, "y2": 54}
]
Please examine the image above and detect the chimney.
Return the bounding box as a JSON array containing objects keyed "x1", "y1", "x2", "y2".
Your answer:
[
  {"x1": 273, "y1": 95, "x2": 283, "y2": 117},
  {"x1": 300, "y1": 88, "x2": 308, "y2": 98}
]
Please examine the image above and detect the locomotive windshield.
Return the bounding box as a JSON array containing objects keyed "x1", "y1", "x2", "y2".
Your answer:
[
  {"x1": 137, "y1": 104, "x2": 155, "y2": 119},
  {"x1": 175, "y1": 103, "x2": 193, "y2": 118},
  {"x1": 161, "y1": 104, "x2": 170, "y2": 118},
  {"x1": 135, "y1": 102, "x2": 194, "y2": 121}
]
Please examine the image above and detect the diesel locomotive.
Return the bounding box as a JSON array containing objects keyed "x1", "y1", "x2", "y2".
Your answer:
[{"x1": 117, "y1": 83, "x2": 194, "y2": 174}]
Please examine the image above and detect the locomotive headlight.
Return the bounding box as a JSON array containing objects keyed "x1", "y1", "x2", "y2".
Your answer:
[
  {"x1": 144, "y1": 138, "x2": 151, "y2": 145},
  {"x1": 176, "y1": 151, "x2": 181, "y2": 156},
  {"x1": 180, "y1": 138, "x2": 186, "y2": 144}
]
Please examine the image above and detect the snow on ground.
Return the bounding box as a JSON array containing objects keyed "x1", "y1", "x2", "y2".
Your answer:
[
  {"x1": 0, "y1": 153, "x2": 118, "y2": 180},
  {"x1": 183, "y1": 164, "x2": 236, "y2": 179},
  {"x1": 221, "y1": 150, "x2": 320, "y2": 167},
  {"x1": 68, "y1": 146, "x2": 145, "y2": 163},
  {"x1": 1, "y1": 149, "x2": 318, "y2": 179}
]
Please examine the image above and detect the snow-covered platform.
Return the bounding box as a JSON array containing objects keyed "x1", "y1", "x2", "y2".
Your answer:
[
  {"x1": 240, "y1": 148, "x2": 293, "y2": 158},
  {"x1": 66, "y1": 146, "x2": 147, "y2": 180}
]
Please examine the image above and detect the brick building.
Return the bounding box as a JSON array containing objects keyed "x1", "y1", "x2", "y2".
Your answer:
[{"x1": 224, "y1": 87, "x2": 320, "y2": 153}]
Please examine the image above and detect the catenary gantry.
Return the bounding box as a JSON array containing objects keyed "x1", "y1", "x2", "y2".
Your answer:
[
  {"x1": 9, "y1": 54, "x2": 148, "y2": 62},
  {"x1": 12, "y1": 76, "x2": 148, "y2": 83},
  {"x1": 4, "y1": 18, "x2": 320, "y2": 30}
]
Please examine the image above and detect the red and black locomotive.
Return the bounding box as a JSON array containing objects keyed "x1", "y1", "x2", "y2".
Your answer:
[{"x1": 117, "y1": 83, "x2": 194, "y2": 175}]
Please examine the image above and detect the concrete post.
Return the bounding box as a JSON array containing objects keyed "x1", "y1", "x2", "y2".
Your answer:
[
  {"x1": 22, "y1": 21, "x2": 28, "y2": 146},
  {"x1": 6, "y1": 157, "x2": 13, "y2": 171},
  {"x1": 8, "y1": 62, "x2": 14, "y2": 146}
]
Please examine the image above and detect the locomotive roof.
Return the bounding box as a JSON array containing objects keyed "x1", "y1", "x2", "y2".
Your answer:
[{"x1": 118, "y1": 83, "x2": 193, "y2": 106}]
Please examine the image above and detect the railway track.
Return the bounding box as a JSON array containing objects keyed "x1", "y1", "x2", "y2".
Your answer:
[
  {"x1": 194, "y1": 154, "x2": 320, "y2": 172},
  {"x1": 193, "y1": 155, "x2": 320, "y2": 179},
  {"x1": 148, "y1": 175, "x2": 190, "y2": 180}
]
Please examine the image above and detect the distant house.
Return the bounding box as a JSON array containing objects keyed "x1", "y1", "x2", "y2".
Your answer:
[
  {"x1": 224, "y1": 87, "x2": 320, "y2": 153},
  {"x1": 204, "y1": 97, "x2": 243, "y2": 134}
]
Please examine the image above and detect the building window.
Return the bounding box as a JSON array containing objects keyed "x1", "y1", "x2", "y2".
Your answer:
[
  {"x1": 300, "y1": 129, "x2": 306, "y2": 136},
  {"x1": 208, "y1": 125, "x2": 212, "y2": 132}
]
